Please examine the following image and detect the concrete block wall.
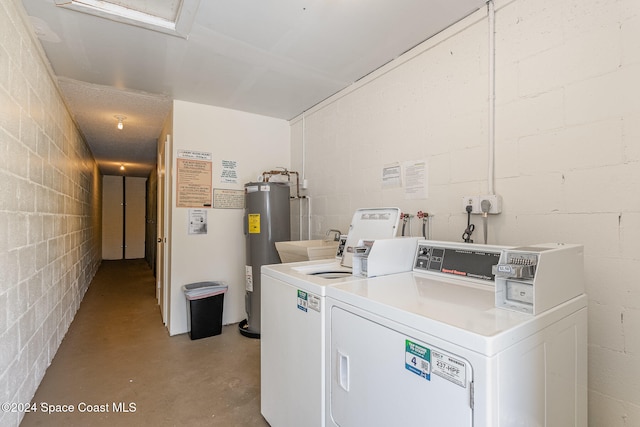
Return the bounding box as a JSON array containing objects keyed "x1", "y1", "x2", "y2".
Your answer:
[
  {"x1": 291, "y1": 0, "x2": 639, "y2": 425},
  {"x1": 0, "y1": 1, "x2": 102, "y2": 426}
]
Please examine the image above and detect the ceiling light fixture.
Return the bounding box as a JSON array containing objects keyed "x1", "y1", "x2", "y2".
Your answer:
[
  {"x1": 120, "y1": 164, "x2": 125, "y2": 171},
  {"x1": 114, "y1": 115, "x2": 126, "y2": 130}
]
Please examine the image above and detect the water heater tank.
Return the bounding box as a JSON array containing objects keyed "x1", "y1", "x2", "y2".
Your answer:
[{"x1": 241, "y1": 181, "x2": 290, "y2": 337}]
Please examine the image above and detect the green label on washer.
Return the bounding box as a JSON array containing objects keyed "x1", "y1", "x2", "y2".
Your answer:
[
  {"x1": 297, "y1": 290, "x2": 308, "y2": 312},
  {"x1": 405, "y1": 339, "x2": 431, "y2": 380}
]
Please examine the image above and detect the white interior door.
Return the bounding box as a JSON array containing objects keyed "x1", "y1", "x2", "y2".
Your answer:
[
  {"x1": 102, "y1": 175, "x2": 147, "y2": 260},
  {"x1": 157, "y1": 142, "x2": 165, "y2": 307},
  {"x1": 124, "y1": 177, "x2": 147, "y2": 259},
  {"x1": 102, "y1": 175, "x2": 124, "y2": 260},
  {"x1": 157, "y1": 135, "x2": 171, "y2": 324}
]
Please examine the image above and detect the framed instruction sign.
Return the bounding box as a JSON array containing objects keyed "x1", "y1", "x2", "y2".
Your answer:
[{"x1": 176, "y1": 150, "x2": 212, "y2": 208}]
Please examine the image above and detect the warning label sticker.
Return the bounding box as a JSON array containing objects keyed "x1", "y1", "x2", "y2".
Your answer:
[
  {"x1": 248, "y1": 214, "x2": 260, "y2": 234},
  {"x1": 245, "y1": 266, "x2": 253, "y2": 292}
]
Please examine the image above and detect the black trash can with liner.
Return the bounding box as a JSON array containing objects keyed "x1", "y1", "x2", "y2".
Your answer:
[{"x1": 183, "y1": 282, "x2": 228, "y2": 340}]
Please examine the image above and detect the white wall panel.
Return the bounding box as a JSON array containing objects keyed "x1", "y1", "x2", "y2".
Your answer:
[{"x1": 168, "y1": 100, "x2": 290, "y2": 335}]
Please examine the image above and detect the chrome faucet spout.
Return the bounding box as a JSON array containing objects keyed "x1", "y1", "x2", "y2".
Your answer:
[{"x1": 325, "y1": 229, "x2": 342, "y2": 241}]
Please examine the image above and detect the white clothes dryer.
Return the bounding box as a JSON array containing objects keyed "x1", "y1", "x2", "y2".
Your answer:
[{"x1": 324, "y1": 241, "x2": 587, "y2": 427}]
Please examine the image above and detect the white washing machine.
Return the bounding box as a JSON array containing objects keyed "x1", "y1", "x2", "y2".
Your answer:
[
  {"x1": 261, "y1": 259, "x2": 362, "y2": 427},
  {"x1": 261, "y1": 208, "x2": 405, "y2": 427},
  {"x1": 325, "y1": 241, "x2": 587, "y2": 427}
]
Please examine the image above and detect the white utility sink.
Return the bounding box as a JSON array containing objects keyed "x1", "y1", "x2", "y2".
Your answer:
[{"x1": 275, "y1": 240, "x2": 339, "y2": 263}]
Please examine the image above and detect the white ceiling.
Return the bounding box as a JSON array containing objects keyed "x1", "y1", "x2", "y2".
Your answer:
[{"x1": 21, "y1": 0, "x2": 486, "y2": 177}]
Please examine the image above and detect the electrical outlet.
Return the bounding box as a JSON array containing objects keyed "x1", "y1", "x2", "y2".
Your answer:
[
  {"x1": 462, "y1": 195, "x2": 480, "y2": 214},
  {"x1": 479, "y1": 194, "x2": 502, "y2": 214},
  {"x1": 462, "y1": 195, "x2": 503, "y2": 214}
]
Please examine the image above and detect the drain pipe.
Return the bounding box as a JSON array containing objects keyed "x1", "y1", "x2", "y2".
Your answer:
[
  {"x1": 302, "y1": 113, "x2": 308, "y2": 239},
  {"x1": 307, "y1": 196, "x2": 312, "y2": 240},
  {"x1": 302, "y1": 112, "x2": 307, "y2": 188},
  {"x1": 487, "y1": 0, "x2": 496, "y2": 195}
]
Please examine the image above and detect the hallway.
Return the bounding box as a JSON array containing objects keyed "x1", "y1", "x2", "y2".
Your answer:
[{"x1": 20, "y1": 260, "x2": 267, "y2": 427}]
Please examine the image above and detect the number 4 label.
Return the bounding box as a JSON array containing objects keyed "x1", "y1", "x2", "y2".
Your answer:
[{"x1": 405, "y1": 339, "x2": 431, "y2": 380}]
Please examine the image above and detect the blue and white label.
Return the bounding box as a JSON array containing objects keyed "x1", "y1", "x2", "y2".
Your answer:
[
  {"x1": 405, "y1": 340, "x2": 431, "y2": 380},
  {"x1": 297, "y1": 290, "x2": 320, "y2": 312},
  {"x1": 297, "y1": 290, "x2": 308, "y2": 312}
]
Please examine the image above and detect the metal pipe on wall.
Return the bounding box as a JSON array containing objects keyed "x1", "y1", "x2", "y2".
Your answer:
[
  {"x1": 307, "y1": 196, "x2": 311, "y2": 240},
  {"x1": 487, "y1": 0, "x2": 496, "y2": 195}
]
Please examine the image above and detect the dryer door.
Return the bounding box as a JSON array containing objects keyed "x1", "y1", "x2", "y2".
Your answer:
[{"x1": 329, "y1": 306, "x2": 474, "y2": 427}]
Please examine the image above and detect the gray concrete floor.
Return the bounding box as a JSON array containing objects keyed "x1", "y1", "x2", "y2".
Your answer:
[{"x1": 21, "y1": 259, "x2": 269, "y2": 427}]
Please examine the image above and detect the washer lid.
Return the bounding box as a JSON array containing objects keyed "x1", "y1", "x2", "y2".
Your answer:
[
  {"x1": 262, "y1": 259, "x2": 364, "y2": 295},
  {"x1": 342, "y1": 207, "x2": 401, "y2": 267}
]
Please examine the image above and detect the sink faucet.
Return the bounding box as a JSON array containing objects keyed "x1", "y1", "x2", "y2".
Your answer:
[{"x1": 325, "y1": 229, "x2": 342, "y2": 242}]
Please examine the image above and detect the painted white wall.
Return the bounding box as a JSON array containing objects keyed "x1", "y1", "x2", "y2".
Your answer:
[
  {"x1": 291, "y1": 0, "x2": 640, "y2": 424},
  {"x1": 167, "y1": 100, "x2": 290, "y2": 336}
]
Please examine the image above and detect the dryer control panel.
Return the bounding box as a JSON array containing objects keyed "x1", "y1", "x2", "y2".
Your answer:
[{"x1": 413, "y1": 242, "x2": 503, "y2": 283}]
